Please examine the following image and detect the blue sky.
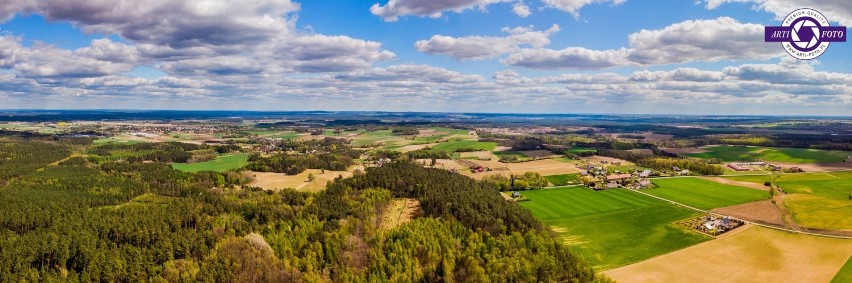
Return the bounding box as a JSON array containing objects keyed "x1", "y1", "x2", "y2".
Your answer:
[{"x1": 0, "y1": 0, "x2": 849, "y2": 115}]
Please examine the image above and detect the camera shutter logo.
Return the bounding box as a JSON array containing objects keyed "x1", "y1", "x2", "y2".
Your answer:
[{"x1": 765, "y1": 8, "x2": 846, "y2": 60}]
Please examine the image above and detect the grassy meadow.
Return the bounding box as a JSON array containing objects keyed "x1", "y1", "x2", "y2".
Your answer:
[
  {"x1": 724, "y1": 172, "x2": 852, "y2": 230},
  {"x1": 645, "y1": 177, "x2": 769, "y2": 210},
  {"x1": 519, "y1": 187, "x2": 710, "y2": 270},
  {"x1": 687, "y1": 145, "x2": 850, "y2": 163},
  {"x1": 832, "y1": 257, "x2": 852, "y2": 283},
  {"x1": 171, "y1": 153, "x2": 250, "y2": 172},
  {"x1": 431, "y1": 139, "x2": 497, "y2": 152}
]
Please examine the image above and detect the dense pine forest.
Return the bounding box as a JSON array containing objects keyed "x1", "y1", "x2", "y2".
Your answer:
[{"x1": 0, "y1": 138, "x2": 609, "y2": 282}]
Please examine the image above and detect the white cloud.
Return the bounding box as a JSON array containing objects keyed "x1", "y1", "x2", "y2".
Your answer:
[
  {"x1": 701, "y1": 0, "x2": 852, "y2": 26},
  {"x1": 502, "y1": 47, "x2": 630, "y2": 69},
  {"x1": 541, "y1": 0, "x2": 625, "y2": 17},
  {"x1": 415, "y1": 24, "x2": 559, "y2": 60},
  {"x1": 335, "y1": 65, "x2": 486, "y2": 85},
  {"x1": 627, "y1": 17, "x2": 782, "y2": 65},
  {"x1": 1, "y1": 0, "x2": 394, "y2": 76},
  {"x1": 629, "y1": 68, "x2": 725, "y2": 82},
  {"x1": 499, "y1": 17, "x2": 780, "y2": 69},
  {"x1": 723, "y1": 58, "x2": 852, "y2": 85},
  {"x1": 512, "y1": 2, "x2": 532, "y2": 17},
  {"x1": 12, "y1": 0, "x2": 300, "y2": 48},
  {"x1": 370, "y1": 0, "x2": 508, "y2": 21},
  {"x1": 0, "y1": 35, "x2": 136, "y2": 79}
]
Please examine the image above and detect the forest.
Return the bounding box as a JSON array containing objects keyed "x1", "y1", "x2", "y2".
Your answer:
[
  {"x1": 0, "y1": 139, "x2": 610, "y2": 282},
  {"x1": 245, "y1": 138, "x2": 361, "y2": 174}
]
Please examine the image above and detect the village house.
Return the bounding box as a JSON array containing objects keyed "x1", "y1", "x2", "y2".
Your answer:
[
  {"x1": 638, "y1": 179, "x2": 652, "y2": 188},
  {"x1": 638, "y1": 169, "x2": 652, "y2": 178},
  {"x1": 605, "y1": 173, "x2": 632, "y2": 183}
]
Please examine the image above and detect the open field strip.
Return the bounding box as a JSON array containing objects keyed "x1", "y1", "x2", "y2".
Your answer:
[
  {"x1": 604, "y1": 225, "x2": 852, "y2": 283},
  {"x1": 832, "y1": 257, "x2": 852, "y2": 283},
  {"x1": 519, "y1": 187, "x2": 710, "y2": 270},
  {"x1": 644, "y1": 177, "x2": 769, "y2": 210},
  {"x1": 686, "y1": 145, "x2": 850, "y2": 164},
  {"x1": 627, "y1": 187, "x2": 852, "y2": 239},
  {"x1": 723, "y1": 171, "x2": 852, "y2": 231},
  {"x1": 170, "y1": 153, "x2": 249, "y2": 172}
]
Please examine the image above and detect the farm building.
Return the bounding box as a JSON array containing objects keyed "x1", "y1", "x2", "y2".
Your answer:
[
  {"x1": 605, "y1": 173, "x2": 632, "y2": 182},
  {"x1": 727, "y1": 163, "x2": 749, "y2": 171},
  {"x1": 728, "y1": 162, "x2": 767, "y2": 171}
]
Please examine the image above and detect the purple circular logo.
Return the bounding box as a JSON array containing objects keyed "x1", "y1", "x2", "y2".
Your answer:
[{"x1": 765, "y1": 8, "x2": 847, "y2": 60}]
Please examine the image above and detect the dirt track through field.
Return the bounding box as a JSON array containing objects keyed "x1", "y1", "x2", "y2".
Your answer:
[
  {"x1": 700, "y1": 176, "x2": 770, "y2": 191},
  {"x1": 604, "y1": 225, "x2": 852, "y2": 283}
]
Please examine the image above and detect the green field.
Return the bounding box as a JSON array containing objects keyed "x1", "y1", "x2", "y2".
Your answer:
[
  {"x1": 431, "y1": 139, "x2": 497, "y2": 152},
  {"x1": 607, "y1": 164, "x2": 644, "y2": 172},
  {"x1": 565, "y1": 147, "x2": 596, "y2": 154},
  {"x1": 244, "y1": 130, "x2": 301, "y2": 140},
  {"x1": 644, "y1": 177, "x2": 769, "y2": 210},
  {"x1": 544, "y1": 173, "x2": 580, "y2": 186},
  {"x1": 492, "y1": 150, "x2": 530, "y2": 161},
  {"x1": 724, "y1": 172, "x2": 852, "y2": 230},
  {"x1": 352, "y1": 130, "x2": 398, "y2": 147},
  {"x1": 93, "y1": 137, "x2": 143, "y2": 145},
  {"x1": 832, "y1": 257, "x2": 852, "y2": 283},
  {"x1": 519, "y1": 188, "x2": 710, "y2": 270},
  {"x1": 414, "y1": 127, "x2": 470, "y2": 143},
  {"x1": 686, "y1": 145, "x2": 850, "y2": 163},
  {"x1": 171, "y1": 153, "x2": 250, "y2": 172}
]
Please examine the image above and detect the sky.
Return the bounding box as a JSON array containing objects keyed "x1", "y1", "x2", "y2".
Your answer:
[{"x1": 0, "y1": 0, "x2": 850, "y2": 115}]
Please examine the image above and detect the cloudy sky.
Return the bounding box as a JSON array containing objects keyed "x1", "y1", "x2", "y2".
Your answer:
[{"x1": 0, "y1": 0, "x2": 850, "y2": 115}]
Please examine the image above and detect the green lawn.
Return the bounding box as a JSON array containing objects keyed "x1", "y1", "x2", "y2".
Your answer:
[
  {"x1": 832, "y1": 257, "x2": 852, "y2": 283},
  {"x1": 644, "y1": 177, "x2": 769, "y2": 210},
  {"x1": 431, "y1": 139, "x2": 497, "y2": 152},
  {"x1": 724, "y1": 172, "x2": 852, "y2": 230},
  {"x1": 171, "y1": 153, "x2": 249, "y2": 172},
  {"x1": 607, "y1": 164, "x2": 643, "y2": 172},
  {"x1": 544, "y1": 174, "x2": 580, "y2": 186},
  {"x1": 686, "y1": 145, "x2": 850, "y2": 163},
  {"x1": 519, "y1": 188, "x2": 710, "y2": 270}
]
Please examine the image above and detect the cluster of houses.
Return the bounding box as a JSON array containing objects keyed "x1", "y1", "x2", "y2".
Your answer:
[
  {"x1": 727, "y1": 161, "x2": 802, "y2": 173},
  {"x1": 578, "y1": 163, "x2": 655, "y2": 190},
  {"x1": 727, "y1": 161, "x2": 766, "y2": 171},
  {"x1": 594, "y1": 173, "x2": 654, "y2": 190}
]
